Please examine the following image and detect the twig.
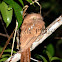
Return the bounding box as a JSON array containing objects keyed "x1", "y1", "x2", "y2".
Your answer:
[
  {"x1": 23, "y1": 5, "x2": 29, "y2": 18},
  {"x1": 31, "y1": 58, "x2": 42, "y2": 62},
  {"x1": 16, "y1": 29, "x2": 20, "y2": 50},
  {"x1": 11, "y1": 21, "x2": 18, "y2": 56},
  {"x1": 55, "y1": 37, "x2": 62, "y2": 39},
  {"x1": 0, "y1": 15, "x2": 9, "y2": 36},
  {"x1": 0, "y1": 33, "x2": 9, "y2": 38},
  {"x1": 0, "y1": 28, "x2": 15, "y2": 58},
  {"x1": 30, "y1": 0, "x2": 41, "y2": 14},
  {"x1": 35, "y1": 1, "x2": 41, "y2": 14},
  {"x1": 5, "y1": 15, "x2": 62, "y2": 62}
]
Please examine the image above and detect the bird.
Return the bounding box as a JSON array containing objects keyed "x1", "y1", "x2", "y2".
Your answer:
[{"x1": 20, "y1": 13, "x2": 45, "y2": 62}]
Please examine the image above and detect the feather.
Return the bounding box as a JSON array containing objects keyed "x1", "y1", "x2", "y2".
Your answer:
[{"x1": 20, "y1": 13, "x2": 45, "y2": 62}]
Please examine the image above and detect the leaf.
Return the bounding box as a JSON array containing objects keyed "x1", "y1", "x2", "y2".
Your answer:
[
  {"x1": 39, "y1": 55, "x2": 48, "y2": 62},
  {"x1": 0, "y1": 46, "x2": 3, "y2": 53},
  {"x1": 4, "y1": 49, "x2": 16, "y2": 53},
  {"x1": 0, "y1": 2, "x2": 13, "y2": 27},
  {"x1": 19, "y1": 0, "x2": 24, "y2": 7},
  {"x1": 4, "y1": 0, "x2": 23, "y2": 28},
  {"x1": 0, "y1": 4, "x2": 1, "y2": 11},
  {"x1": 35, "y1": 54, "x2": 42, "y2": 59},
  {"x1": 51, "y1": 57, "x2": 62, "y2": 61},
  {"x1": 46, "y1": 51, "x2": 52, "y2": 61},
  {"x1": 26, "y1": 0, "x2": 32, "y2": 3},
  {"x1": 35, "y1": 54, "x2": 47, "y2": 62},
  {"x1": 46, "y1": 44, "x2": 54, "y2": 57},
  {"x1": 0, "y1": 58, "x2": 8, "y2": 62},
  {"x1": 43, "y1": 49, "x2": 52, "y2": 61},
  {"x1": 2, "y1": 54, "x2": 10, "y2": 58}
]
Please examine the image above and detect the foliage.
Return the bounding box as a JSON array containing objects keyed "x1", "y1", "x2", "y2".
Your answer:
[
  {"x1": 0, "y1": 2, "x2": 13, "y2": 27},
  {"x1": 35, "y1": 44, "x2": 62, "y2": 62},
  {"x1": 0, "y1": 0, "x2": 33, "y2": 61},
  {"x1": 0, "y1": 46, "x2": 16, "y2": 62},
  {"x1": 0, "y1": 0, "x2": 33, "y2": 28},
  {"x1": 46, "y1": 44, "x2": 54, "y2": 57}
]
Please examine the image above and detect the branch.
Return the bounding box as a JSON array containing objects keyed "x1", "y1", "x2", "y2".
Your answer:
[
  {"x1": 55, "y1": 37, "x2": 62, "y2": 39},
  {"x1": 0, "y1": 15, "x2": 9, "y2": 35},
  {"x1": 30, "y1": 15, "x2": 62, "y2": 51},
  {"x1": 11, "y1": 21, "x2": 18, "y2": 56},
  {"x1": 31, "y1": 58, "x2": 41, "y2": 62},
  {"x1": 0, "y1": 29, "x2": 15, "y2": 58},
  {"x1": 5, "y1": 15, "x2": 62, "y2": 62},
  {"x1": 0, "y1": 33, "x2": 9, "y2": 38}
]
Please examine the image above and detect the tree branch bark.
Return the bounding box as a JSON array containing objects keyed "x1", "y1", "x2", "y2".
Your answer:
[{"x1": 0, "y1": 33, "x2": 9, "y2": 38}]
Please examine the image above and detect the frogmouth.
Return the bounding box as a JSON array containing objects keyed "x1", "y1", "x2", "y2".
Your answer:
[{"x1": 20, "y1": 13, "x2": 45, "y2": 62}]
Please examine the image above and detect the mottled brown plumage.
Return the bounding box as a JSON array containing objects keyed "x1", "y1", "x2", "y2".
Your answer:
[{"x1": 20, "y1": 13, "x2": 45, "y2": 62}]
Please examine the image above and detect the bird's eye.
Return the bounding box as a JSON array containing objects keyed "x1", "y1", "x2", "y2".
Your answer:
[{"x1": 33, "y1": 17, "x2": 36, "y2": 20}]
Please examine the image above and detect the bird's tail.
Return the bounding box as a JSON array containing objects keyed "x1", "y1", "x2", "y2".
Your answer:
[{"x1": 21, "y1": 48, "x2": 31, "y2": 62}]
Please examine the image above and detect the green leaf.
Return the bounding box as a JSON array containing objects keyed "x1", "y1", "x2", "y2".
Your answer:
[
  {"x1": 0, "y1": 46, "x2": 3, "y2": 52},
  {"x1": 2, "y1": 54, "x2": 10, "y2": 58},
  {"x1": 0, "y1": 2, "x2": 13, "y2": 27},
  {"x1": 4, "y1": 49, "x2": 16, "y2": 53},
  {"x1": 51, "y1": 57, "x2": 62, "y2": 61},
  {"x1": 4, "y1": 0, "x2": 23, "y2": 28},
  {"x1": 35, "y1": 54, "x2": 47, "y2": 62},
  {"x1": 19, "y1": 0, "x2": 24, "y2": 7},
  {"x1": 0, "y1": 58, "x2": 7, "y2": 62},
  {"x1": 46, "y1": 44, "x2": 54, "y2": 57},
  {"x1": 39, "y1": 55, "x2": 48, "y2": 62},
  {"x1": 0, "y1": 4, "x2": 1, "y2": 11},
  {"x1": 26, "y1": 0, "x2": 32, "y2": 3},
  {"x1": 46, "y1": 51, "x2": 52, "y2": 61},
  {"x1": 35, "y1": 54, "x2": 42, "y2": 59}
]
